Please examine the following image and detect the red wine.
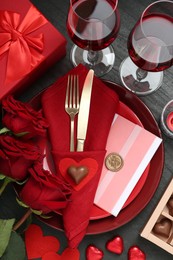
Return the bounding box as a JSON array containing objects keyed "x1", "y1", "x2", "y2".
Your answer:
[
  {"x1": 128, "y1": 14, "x2": 173, "y2": 72},
  {"x1": 67, "y1": 0, "x2": 120, "y2": 51}
]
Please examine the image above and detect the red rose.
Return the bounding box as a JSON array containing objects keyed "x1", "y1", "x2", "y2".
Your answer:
[
  {"x1": 19, "y1": 163, "x2": 71, "y2": 214},
  {"x1": 0, "y1": 135, "x2": 42, "y2": 180},
  {"x1": 2, "y1": 95, "x2": 48, "y2": 139}
]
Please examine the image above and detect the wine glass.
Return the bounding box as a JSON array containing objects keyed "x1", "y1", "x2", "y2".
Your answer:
[
  {"x1": 120, "y1": 0, "x2": 173, "y2": 95},
  {"x1": 66, "y1": 0, "x2": 120, "y2": 77}
]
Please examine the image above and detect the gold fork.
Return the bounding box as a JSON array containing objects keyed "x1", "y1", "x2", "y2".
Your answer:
[{"x1": 65, "y1": 75, "x2": 79, "y2": 151}]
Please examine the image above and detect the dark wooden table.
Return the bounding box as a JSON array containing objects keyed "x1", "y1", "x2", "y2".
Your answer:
[{"x1": 1, "y1": 0, "x2": 173, "y2": 259}]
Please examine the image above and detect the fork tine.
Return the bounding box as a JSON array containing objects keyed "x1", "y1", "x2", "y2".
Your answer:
[
  {"x1": 65, "y1": 75, "x2": 70, "y2": 109},
  {"x1": 76, "y1": 75, "x2": 79, "y2": 109},
  {"x1": 69, "y1": 75, "x2": 73, "y2": 108},
  {"x1": 73, "y1": 75, "x2": 76, "y2": 108}
]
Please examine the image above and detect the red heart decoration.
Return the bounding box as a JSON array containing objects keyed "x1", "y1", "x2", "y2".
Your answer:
[
  {"x1": 25, "y1": 224, "x2": 60, "y2": 259},
  {"x1": 42, "y1": 251, "x2": 61, "y2": 260},
  {"x1": 61, "y1": 248, "x2": 80, "y2": 259},
  {"x1": 106, "y1": 236, "x2": 124, "y2": 254},
  {"x1": 128, "y1": 246, "x2": 146, "y2": 260},
  {"x1": 42, "y1": 248, "x2": 80, "y2": 260},
  {"x1": 59, "y1": 158, "x2": 98, "y2": 190},
  {"x1": 86, "y1": 245, "x2": 104, "y2": 260}
]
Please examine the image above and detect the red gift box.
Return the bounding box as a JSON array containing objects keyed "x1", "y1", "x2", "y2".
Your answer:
[{"x1": 0, "y1": 0, "x2": 67, "y2": 100}]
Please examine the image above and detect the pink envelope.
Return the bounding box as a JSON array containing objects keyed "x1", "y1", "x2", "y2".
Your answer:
[{"x1": 94, "y1": 114, "x2": 162, "y2": 217}]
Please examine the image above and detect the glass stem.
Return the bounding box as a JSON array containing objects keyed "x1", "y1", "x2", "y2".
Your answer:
[
  {"x1": 136, "y1": 68, "x2": 148, "y2": 81},
  {"x1": 87, "y1": 50, "x2": 99, "y2": 65}
]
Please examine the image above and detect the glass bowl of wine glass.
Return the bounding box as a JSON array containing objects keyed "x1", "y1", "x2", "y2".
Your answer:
[
  {"x1": 120, "y1": 0, "x2": 173, "y2": 96},
  {"x1": 66, "y1": 0, "x2": 120, "y2": 77}
]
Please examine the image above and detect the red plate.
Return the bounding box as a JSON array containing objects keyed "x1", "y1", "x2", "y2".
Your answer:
[
  {"x1": 41, "y1": 95, "x2": 149, "y2": 220},
  {"x1": 37, "y1": 80, "x2": 164, "y2": 234}
]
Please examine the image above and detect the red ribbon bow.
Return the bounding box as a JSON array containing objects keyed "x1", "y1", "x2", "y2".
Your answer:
[{"x1": 0, "y1": 5, "x2": 47, "y2": 84}]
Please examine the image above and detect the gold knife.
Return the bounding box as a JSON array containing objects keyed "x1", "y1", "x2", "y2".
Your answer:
[{"x1": 76, "y1": 69, "x2": 94, "y2": 151}]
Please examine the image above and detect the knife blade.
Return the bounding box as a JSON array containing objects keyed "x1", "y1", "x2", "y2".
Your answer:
[{"x1": 77, "y1": 69, "x2": 94, "y2": 151}]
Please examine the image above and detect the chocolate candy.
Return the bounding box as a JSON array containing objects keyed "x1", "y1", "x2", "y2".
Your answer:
[
  {"x1": 106, "y1": 236, "x2": 124, "y2": 255},
  {"x1": 167, "y1": 196, "x2": 173, "y2": 216},
  {"x1": 128, "y1": 246, "x2": 146, "y2": 260},
  {"x1": 86, "y1": 245, "x2": 104, "y2": 260},
  {"x1": 67, "y1": 165, "x2": 89, "y2": 184},
  {"x1": 153, "y1": 218, "x2": 172, "y2": 238}
]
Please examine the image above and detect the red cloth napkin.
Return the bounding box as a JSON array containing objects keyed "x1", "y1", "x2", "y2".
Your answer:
[{"x1": 41, "y1": 64, "x2": 119, "y2": 248}]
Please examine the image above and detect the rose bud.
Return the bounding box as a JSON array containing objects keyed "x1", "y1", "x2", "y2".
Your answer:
[
  {"x1": 19, "y1": 163, "x2": 71, "y2": 214},
  {"x1": 0, "y1": 135, "x2": 42, "y2": 181},
  {"x1": 2, "y1": 95, "x2": 48, "y2": 139}
]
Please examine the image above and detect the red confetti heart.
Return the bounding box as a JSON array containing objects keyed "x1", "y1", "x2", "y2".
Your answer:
[
  {"x1": 42, "y1": 251, "x2": 61, "y2": 260},
  {"x1": 86, "y1": 245, "x2": 104, "y2": 260},
  {"x1": 59, "y1": 158, "x2": 98, "y2": 190},
  {"x1": 128, "y1": 246, "x2": 146, "y2": 260},
  {"x1": 61, "y1": 248, "x2": 80, "y2": 259},
  {"x1": 25, "y1": 224, "x2": 60, "y2": 259},
  {"x1": 42, "y1": 248, "x2": 80, "y2": 260},
  {"x1": 106, "y1": 236, "x2": 124, "y2": 254}
]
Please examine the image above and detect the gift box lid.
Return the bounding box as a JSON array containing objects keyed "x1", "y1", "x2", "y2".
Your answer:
[{"x1": 0, "y1": 0, "x2": 67, "y2": 100}]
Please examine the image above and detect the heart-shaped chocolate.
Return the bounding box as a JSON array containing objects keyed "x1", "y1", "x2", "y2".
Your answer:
[
  {"x1": 169, "y1": 207, "x2": 173, "y2": 217},
  {"x1": 128, "y1": 246, "x2": 146, "y2": 260},
  {"x1": 86, "y1": 245, "x2": 104, "y2": 260},
  {"x1": 167, "y1": 197, "x2": 173, "y2": 208},
  {"x1": 67, "y1": 165, "x2": 89, "y2": 184},
  {"x1": 59, "y1": 158, "x2": 98, "y2": 191},
  {"x1": 106, "y1": 236, "x2": 124, "y2": 254},
  {"x1": 153, "y1": 218, "x2": 172, "y2": 238},
  {"x1": 167, "y1": 196, "x2": 173, "y2": 216}
]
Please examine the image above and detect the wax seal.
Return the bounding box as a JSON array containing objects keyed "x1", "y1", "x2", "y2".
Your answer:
[{"x1": 105, "y1": 153, "x2": 123, "y2": 172}]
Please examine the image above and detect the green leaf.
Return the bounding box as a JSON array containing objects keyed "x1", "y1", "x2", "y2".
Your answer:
[
  {"x1": 16, "y1": 198, "x2": 29, "y2": 209},
  {"x1": 0, "y1": 127, "x2": 10, "y2": 135},
  {"x1": 0, "y1": 173, "x2": 6, "y2": 180},
  {"x1": 0, "y1": 219, "x2": 15, "y2": 257},
  {"x1": 16, "y1": 178, "x2": 28, "y2": 185},
  {"x1": 1, "y1": 232, "x2": 26, "y2": 260},
  {"x1": 31, "y1": 208, "x2": 42, "y2": 215},
  {"x1": 40, "y1": 214, "x2": 52, "y2": 219},
  {"x1": 0, "y1": 177, "x2": 13, "y2": 196},
  {"x1": 14, "y1": 132, "x2": 29, "y2": 137}
]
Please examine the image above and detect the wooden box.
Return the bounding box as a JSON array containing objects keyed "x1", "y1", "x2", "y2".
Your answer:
[{"x1": 141, "y1": 178, "x2": 173, "y2": 255}]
